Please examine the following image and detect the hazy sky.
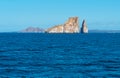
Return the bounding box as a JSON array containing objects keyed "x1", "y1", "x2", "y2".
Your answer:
[{"x1": 0, "y1": 0, "x2": 120, "y2": 32}]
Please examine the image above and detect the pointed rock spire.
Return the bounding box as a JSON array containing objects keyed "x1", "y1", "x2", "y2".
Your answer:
[{"x1": 81, "y1": 20, "x2": 88, "y2": 33}]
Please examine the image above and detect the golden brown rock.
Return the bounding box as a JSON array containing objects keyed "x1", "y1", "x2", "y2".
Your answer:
[
  {"x1": 64, "y1": 17, "x2": 79, "y2": 33},
  {"x1": 46, "y1": 25, "x2": 64, "y2": 33},
  {"x1": 46, "y1": 17, "x2": 80, "y2": 33}
]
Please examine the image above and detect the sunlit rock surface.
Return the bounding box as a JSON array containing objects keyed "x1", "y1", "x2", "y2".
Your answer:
[
  {"x1": 46, "y1": 25, "x2": 64, "y2": 33},
  {"x1": 46, "y1": 17, "x2": 80, "y2": 33},
  {"x1": 64, "y1": 17, "x2": 80, "y2": 33}
]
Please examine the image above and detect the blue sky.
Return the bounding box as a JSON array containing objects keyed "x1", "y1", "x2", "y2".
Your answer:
[{"x1": 0, "y1": 0, "x2": 120, "y2": 32}]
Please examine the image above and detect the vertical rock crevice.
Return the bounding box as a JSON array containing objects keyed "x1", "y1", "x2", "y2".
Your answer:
[{"x1": 81, "y1": 20, "x2": 88, "y2": 33}]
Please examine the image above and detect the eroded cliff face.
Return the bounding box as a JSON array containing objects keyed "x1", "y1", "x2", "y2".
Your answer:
[
  {"x1": 64, "y1": 17, "x2": 79, "y2": 33},
  {"x1": 81, "y1": 20, "x2": 88, "y2": 33},
  {"x1": 46, "y1": 17, "x2": 80, "y2": 33}
]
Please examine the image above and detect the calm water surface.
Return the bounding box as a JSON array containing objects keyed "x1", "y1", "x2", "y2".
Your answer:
[{"x1": 0, "y1": 33, "x2": 120, "y2": 78}]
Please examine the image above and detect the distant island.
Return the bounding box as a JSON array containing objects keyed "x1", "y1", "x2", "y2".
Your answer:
[
  {"x1": 20, "y1": 27, "x2": 44, "y2": 33},
  {"x1": 89, "y1": 30, "x2": 120, "y2": 33},
  {"x1": 20, "y1": 17, "x2": 88, "y2": 34}
]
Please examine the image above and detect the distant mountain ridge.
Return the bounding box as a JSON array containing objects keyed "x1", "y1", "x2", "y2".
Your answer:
[
  {"x1": 89, "y1": 30, "x2": 120, "y2": 33},
  {"x1": 20, "y1": 27, "x2": 44, "y2": 33}
]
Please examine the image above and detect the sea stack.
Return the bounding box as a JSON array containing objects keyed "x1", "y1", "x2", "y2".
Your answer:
[
  {"x1": 81, "y1": 20, "x2": 88, "y2": 33},
  {"x1": 46, "y1": 17, "x2": 80, "y2": 33}
]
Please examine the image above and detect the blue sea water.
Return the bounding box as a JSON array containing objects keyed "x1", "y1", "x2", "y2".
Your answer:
[{"x1": 0, "y1": 33, "x2": 120, "y2": 78}]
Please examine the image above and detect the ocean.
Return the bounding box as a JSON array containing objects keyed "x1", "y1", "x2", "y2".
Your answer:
[{"x1": 0, "y1": 33, "x2": 120, "y2": 78}]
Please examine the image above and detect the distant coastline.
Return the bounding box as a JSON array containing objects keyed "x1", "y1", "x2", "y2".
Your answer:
[
  {"x1": 0, "y1": 30, "x2": 120, "y2": 33},
  {"x1": 0, "y1": 17, "x2": 120, "y2": 33},
  {"x1": 89, "y1": 30, "x2": 120, "y2": 33}
]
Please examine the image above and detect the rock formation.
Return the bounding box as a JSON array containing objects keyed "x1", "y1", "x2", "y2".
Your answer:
[
  {"x1": 46, "y1": 17, "x2": 80, "y2": 33},
  {"x1": 21, "y1": 27, "x2": 44, "y2": 33},
  {"x1": 46, "y1": 25, "x2": 64, "y2": 33},
  {"x1": 81, "y1": 20, "x2": 88, "y2": 33},
  {"x1": 64, "y1": 17, "x2": 79, "y2": 33}
]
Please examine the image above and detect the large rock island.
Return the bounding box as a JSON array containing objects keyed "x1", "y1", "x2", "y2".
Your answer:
[
  {"x1": 19, "y1": 17, "x2": 88, "y2": 34},
  {"x1": 46, "y1": 17, "x2": 80, "y2": 33}
]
